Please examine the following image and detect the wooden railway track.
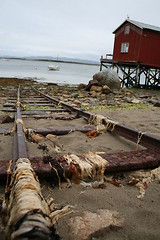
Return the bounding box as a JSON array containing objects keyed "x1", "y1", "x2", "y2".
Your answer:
[{"x1": 0, "y1": 84, "x2": 160, "y2": 239}]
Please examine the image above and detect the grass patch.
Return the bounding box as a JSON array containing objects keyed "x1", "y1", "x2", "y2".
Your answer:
[{"x1": 22, "y1": 105, "x2": 56, "y2": 110}]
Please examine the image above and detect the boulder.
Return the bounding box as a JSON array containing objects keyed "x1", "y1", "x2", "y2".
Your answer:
[{"x1": 93, "y1": 69, "x2": 121, "y2": 90}]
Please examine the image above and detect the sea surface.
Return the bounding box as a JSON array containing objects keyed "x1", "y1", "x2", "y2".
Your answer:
[{"x1": 0, "y1": 59, "x2": 100, "y2": 85}]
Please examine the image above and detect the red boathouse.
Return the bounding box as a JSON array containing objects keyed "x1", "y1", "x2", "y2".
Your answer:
[{"x1": 100, "y1": 19, "x2": 160, "y2": 87}]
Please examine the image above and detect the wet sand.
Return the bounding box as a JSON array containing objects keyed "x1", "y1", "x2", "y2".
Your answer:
[{"x1": 0, "y1": 79, "x2": 160, "y2": 239}]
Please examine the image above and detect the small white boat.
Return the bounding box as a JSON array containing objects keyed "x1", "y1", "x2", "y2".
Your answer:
[{"x1": 48, "y1": 65, "x2": 60, "y2": 71}]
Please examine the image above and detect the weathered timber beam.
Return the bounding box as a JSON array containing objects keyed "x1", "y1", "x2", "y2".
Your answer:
[
  {"x1": 3, "y1": 103, "x2": 56, "y2": 107},
  {"x1": 21, "y1": 109, "x2": 68, "y2": 115},
  {"x1": 33, "y1": 125, "x2": 95, "y2": 135},
  {"x1": 3, "y1": 103, "x2": 15, "y2": 107},
  {"x1": 33, "y1": 87, "x2": 91, "y2": 119},
  {"x1": 0, "y1": 108, "x2": 16, "y2": 112}
]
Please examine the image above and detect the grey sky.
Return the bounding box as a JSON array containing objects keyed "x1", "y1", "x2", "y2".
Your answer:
[{"x1": 0, "y1": 0, "x2": 160, "y2": 60}]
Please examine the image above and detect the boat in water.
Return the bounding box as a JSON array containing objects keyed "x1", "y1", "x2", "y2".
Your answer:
[{"x1": 48, "y1": 65, "x2": 60, "y2": 71}]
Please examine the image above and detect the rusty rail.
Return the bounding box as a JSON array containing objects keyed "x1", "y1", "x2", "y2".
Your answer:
[
  {"x1": 32, "y1": 87, "x2": 160, "y2": 153},
  {"x1": 0, "y1": 150, "x2": 159, "y2": 182},
  {"x1": 13, "y1": 85, "x2": 28, "y2": 168}
]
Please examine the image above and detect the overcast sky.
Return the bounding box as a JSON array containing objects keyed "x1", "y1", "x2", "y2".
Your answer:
[{"x1": 0, "y1": 0, "x2": 160, "y2": 61}]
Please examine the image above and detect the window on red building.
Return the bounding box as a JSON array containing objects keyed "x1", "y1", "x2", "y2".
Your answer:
[{"x1": 121, "y1": 43, "x2": 129, "y2": 53}]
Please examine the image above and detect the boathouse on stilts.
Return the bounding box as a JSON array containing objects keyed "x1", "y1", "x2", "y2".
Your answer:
[{"x1": 100, "y1": 19, "x2": 160, "y2": 88}]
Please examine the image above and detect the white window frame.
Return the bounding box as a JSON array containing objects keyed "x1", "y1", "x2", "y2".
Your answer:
[
  {"x1": 121, "y1": 42, "x2": 129, "y2": 53},
  {"x1": 124, "y1": 25, "x2": 130, "y2": 35}
]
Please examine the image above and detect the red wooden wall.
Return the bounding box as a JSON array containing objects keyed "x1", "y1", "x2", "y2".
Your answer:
[
  {"x1": 113, "y1": 21, "x2": 160, "y2": 68},
  {"x1": 139, "y1": 30, "x2": 160, "y2": 68}
]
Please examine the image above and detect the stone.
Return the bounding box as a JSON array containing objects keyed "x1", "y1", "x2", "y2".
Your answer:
[
  {"x1": 78, "y1": 84, "x2": 87, "y2": 90},
  {"x1": 125, "y1": 97, "x2": 133, "y2": 103},
  {"x1": 81, "y1": 102, "x2": 89, "y2": 107},
  {"x1": 93, "y1": 69, "x2": 121, "y2": 90},
  {"x1": 85, "y1": 79, "x2": 100, "y2": 91},
  {"x1": 131, "y1": 98, "x2": 141, "y2": 104},
  {"x1": 68, "y1": 209, "x2": 124, "y2": 240},
  {"x1": 31, "y1": 133, "x2": 44, "y2": 143},
  {"x1": 154, "y1": 102, "x2": 160, "y2": 107},
  {"x1": 1, "y1": 115, "x2": 14, "y2": 124},
  {"x1": 90, "y1": 85, "x2": 102, "y2": 92},
  {"x1": 74, "y1": 100, "x2": 81, "y2": 105},
  {"x1": 102, "y1": 85, "x2": 112, "y2": 95},
  {"x1": 46, "y1": 134, "x2": 56, "y2": 142},
  {"x1": 71, "y1": 93, "x2": 79, "y2": 98}
]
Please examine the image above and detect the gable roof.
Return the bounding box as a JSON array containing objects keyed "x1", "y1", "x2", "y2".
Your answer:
[{"x1": 113, "y1": 19, "x2": 160, "y2": 33}]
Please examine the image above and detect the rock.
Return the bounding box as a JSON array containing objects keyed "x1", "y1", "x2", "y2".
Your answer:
[
  {"x1": 74, "y1": 100, "x2": 81, "y2": 105},
  {"x1": 139, "y1": 95, "x2": 150, "y2": 99},
  {"x1": 125, "y1": 97, "x2": 133, "y2": 103},
  {"x1": 1, "y1": 115, "x2": 14, "y2": 124},
  {"x1": 46, "y1": 134, "x2": 56, "y2": 142},
  {"x1": 78, "y1": 84, "x2": 87, "y2": 90},
  {"x1": 85, "y1": 79, "x2": 100, "y2": 91},
  {"x1": 31, "y1": 133, "x2": 44, "y2": 143},
  {"x1": 102, "y1": 85, "x2": 112, "y2": 95},
  {"x1": 120, "y1": 88, "x2": 134, "y2": 96},
  {"x1": 93, "y1": 69, "x2": 121, "y2": 90},
  {"x1": 154, "y1": 102, "x2": 160, "y2": 107},
  {"x1": 131, "y1": 98, "x2": 141, "y2": 104},
  {"x1": 71, "y1": 93, "x2": 79, "y2": 98},
  {"x1": 68, "y1": 209, "x2": 124, "y2": 240},
  {"x1": 89, "y1": 91, "x2": 97, "y2": 98},
  {"x1": 148, "y1": 97, "x2": 159, "y2": 105},
  {"x1": 81, "y1": 102, "x2": 89, "y2": 107},
  {"x1": 90, "y1": 85, "x2": 102, "y2": 92}
]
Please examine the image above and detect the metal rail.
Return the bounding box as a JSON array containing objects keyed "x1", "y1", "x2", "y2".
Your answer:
[
  {"x1": 4, "y1": 85, "x2": 59, "y2": 240},
  {"x1": 0, "y1": 150, "x2": 160, "y2": 182},
  {"x1": 12, "y1": 85, "x2": 28, "y2": 171},
  {"x1": 33, "y1": 86, "x2": 160, "y2": 153}
]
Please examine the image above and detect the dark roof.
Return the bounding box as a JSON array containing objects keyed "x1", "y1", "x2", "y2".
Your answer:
[{"x1": 113, "y1": 19, "x2": 160, "y2": 33}]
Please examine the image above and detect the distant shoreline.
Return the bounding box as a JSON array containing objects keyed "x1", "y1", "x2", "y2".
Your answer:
[{"x1": 0, "y1": 57, "x2": 100, "y2": 67}]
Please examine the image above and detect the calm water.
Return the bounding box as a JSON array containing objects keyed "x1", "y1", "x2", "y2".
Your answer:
[{"x1": 0, "y1": 59, "x2": 100, "y2": 85}]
